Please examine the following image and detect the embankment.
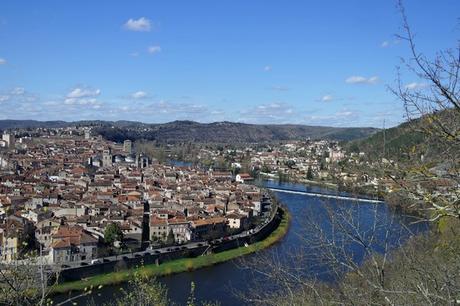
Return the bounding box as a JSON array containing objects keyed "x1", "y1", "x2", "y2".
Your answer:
[{"x1": 51, "y1": 206, "x2": 290, "y2": 295}]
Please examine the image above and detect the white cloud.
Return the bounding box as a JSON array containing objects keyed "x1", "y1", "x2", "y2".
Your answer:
[
  {"x1": 211, "y1": 110, "x2": 225, "y2": 115},
  {"x1": 405, "y1": 82, "x2": 427, "y2": 90},
  {"x1": 130, "y1": 52, "x2": 139, "y2": 57},
  {"x1": 345, "y1": 76, "x2": 379, "y2": 85},
  {"x1": 64, "y1": 97, "x2": 100, "y2": 106},
  {"x1": 11, "y1": 87, "x2": 25, "y2": 95},
  {"x1": 67, "y1": 87, "x2": 101, "y2": 99},
  {"x1": 0, "y1": 87, "x2": 37, "y2": 106},
  {"x1": 304, "y1": 109, "x2": 359, "y2": 126},
  {"x1": 321, "y1": 95, "x2": 333, "y2": 102},
  {"x1": 123, "y1": 17, "x2": 151, "y2": 32},
  {"x1": 264, "y1": 65, "x2": 272, "y2": 72},
  {"x1": 0, "y1": 58, "x2": 6, "y2": 65},
  {"x1": 336, "y1": 110, "x2": 354, "y2": 117},
  {"x1": 65, "y1": 86, "x2": 102, "y2": 106},
  {"x1": 131, "y1": 91, "x2": 148, "y2": 99},
  {"x1": 270, "y1": 85, "x2": 289, "y2": 91},
  {"x1": 42, "y1": 101, "x2": 59, "y2": 106},
  {"x1": 0, "y1": 87, "x2": 109, "y2": 120},
  {"x1": 381, "y1": 39, "x2": 400, "y2": 48},
  {"x1": 239, "y1": 102, "x2": 295, "y2": 123},
  {"x1": 107, "y1": 99, "x2": 216, "y2": 122},
  {"x1": 147, "y1": 45, "x2": 161, "y2": 54}
]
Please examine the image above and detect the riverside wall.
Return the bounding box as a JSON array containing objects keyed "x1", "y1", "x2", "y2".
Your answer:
[{"x1": 58, "y1": 204, "x2": 283, "y2": 283}]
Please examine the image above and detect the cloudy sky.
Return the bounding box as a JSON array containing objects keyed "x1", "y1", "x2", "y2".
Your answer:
[{"x1": 0, "y1": 1, "x2": 458, "y2": 127}]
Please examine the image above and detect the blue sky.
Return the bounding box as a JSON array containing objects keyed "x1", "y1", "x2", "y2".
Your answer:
[{"x1": 0, "y1": 1, "x2": 458, "y2": 127}]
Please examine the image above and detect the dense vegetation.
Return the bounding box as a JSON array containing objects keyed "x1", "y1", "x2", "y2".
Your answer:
[
  {"x1": 344, "y1": 110, "x2": 456, "y2": 164},
  {"x1": 345, "y1": 120, "x2": 425, "y2": 160},
  {"x1": 94, "y1": 121, "x2": 378, "y2": 144}
]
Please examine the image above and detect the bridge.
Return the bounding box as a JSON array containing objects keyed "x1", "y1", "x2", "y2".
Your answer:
[{"x1": 267, "y1": 187, "x2": 384, "y2": 204}]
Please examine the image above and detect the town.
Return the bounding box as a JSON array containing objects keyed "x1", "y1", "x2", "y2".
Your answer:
[
  {"x1": 0, "y1": 127, "x2": 273, "y2": 267},
  {"x1": 165, "y1": 138, "x2": 391, "y2": 197}
]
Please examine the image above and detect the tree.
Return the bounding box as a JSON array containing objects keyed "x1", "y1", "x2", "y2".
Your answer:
[
  {"x1": 261, "y1": 163, "x2": 271, "y2": 173},
  {"x1": 166, "y1": 228, "x2": 175, "y2": 245},
  {"x1": 238, "y1": 201, "x2": 460, "y2": 305},
  {"x1": 389, "y1": 0, "x2": 460, "y2": 221},
  {"x1": 110, "y1": 272, "x2": 169, "y2": 306},
  {"x1": 306, "y1": 166, "x2": 314, "y2": 180},
  {"x1": 104, "y1": 222, "x2": 123, "y2": 246},
  {"x1": 0, "y1": 254, "x2": 95, "y2": 306},
  {"x1": 284, "y1": 160, "x2": 296, "y2": 169},
  {"x1": 320, "y1": 159, "x2": 328, "y2": 171},
  {"x1": 91, "y1": 273, "x2": 219, "y2": 306}
]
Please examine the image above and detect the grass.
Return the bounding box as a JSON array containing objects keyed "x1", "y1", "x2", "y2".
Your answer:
[{"x1": 51, "y1": 207, "x2": 291, "y2": 294}]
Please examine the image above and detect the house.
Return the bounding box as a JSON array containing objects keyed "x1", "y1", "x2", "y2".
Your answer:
[
  {"x1": 168, "y1": 219, "x2": 192, "y2": 244},
  {"x1": 191, "y1": 217, "x2": 226, "y2": 240},
  {"x1": 235, "y1": 173, "x2": 254, "y2": 183},
  {"x1": 212, "y1": 172, "x2": 233, "y2": 182},
  {"x1": 122, "y1": 219, "x2": 143, "y2": 242},
  {"x1": 150, "y1": 217, "x2": 169, "y2": 242},
  {"x1": 226, "y1": 213, "x2": 248, "y2": 230},
  {"x1": 0, "y1": 215, "x2": 34, "y2": 262},
  {"x1": 35, "y1": 217, "x2": 62, "y2": 250},
  {"x1": 49, "y1": 225, "x2": 98, "y2": 264}
]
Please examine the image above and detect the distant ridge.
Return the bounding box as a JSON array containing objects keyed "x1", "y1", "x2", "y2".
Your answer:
[
  {"x1": 344, "y1": 109, "x2": 458, "y2": 162},
  {"x1": 0, "y1": 119, "x2": 69, "y2": 129},
  {"x1": 0, "y1": 119, "x2": 379, "y2": 143}
]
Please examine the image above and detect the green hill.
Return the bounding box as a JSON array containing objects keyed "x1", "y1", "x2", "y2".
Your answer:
[{"x1": 345, "y1": 109, "x2": 458, "y2": 163}]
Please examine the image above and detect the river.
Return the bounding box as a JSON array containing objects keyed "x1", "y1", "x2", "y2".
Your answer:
[{"x1": 54, "y1": 180, "x2": 428, "y2": 305}]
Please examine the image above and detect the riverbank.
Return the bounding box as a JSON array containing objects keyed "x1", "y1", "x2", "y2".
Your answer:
[{"x1": 51, "y1": 207, "x2": 291, "y2": 295}]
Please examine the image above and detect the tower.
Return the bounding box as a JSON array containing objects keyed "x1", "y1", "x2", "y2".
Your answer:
[
  {"x1": 2, "y1": 133, "x2": 14, "y2": 148},
  {"x1": 139, "y1": 154, "x2": 149, "y2": 168},
  {"x1": 123, "y1": 140, "x2": 132, "y2": 155},
  {"x1": 102, "y1": 149, "x2": 112, "y2": 167}
]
